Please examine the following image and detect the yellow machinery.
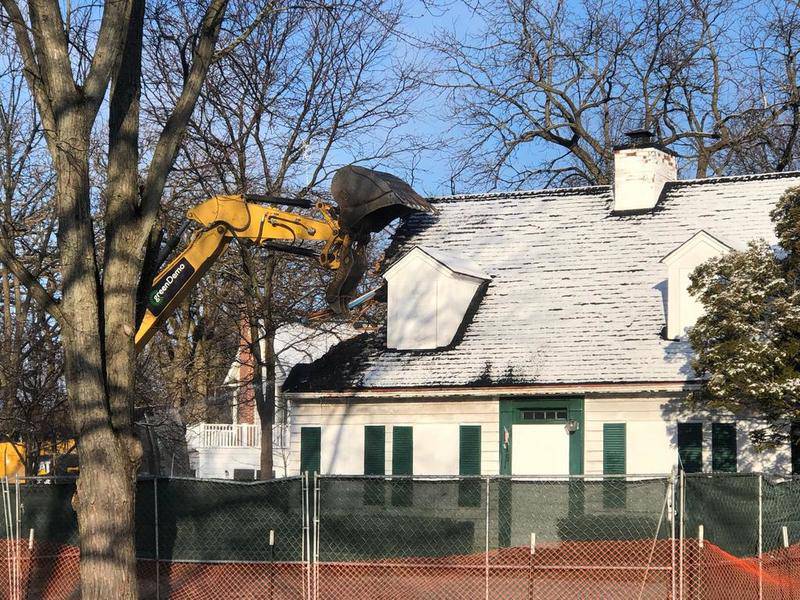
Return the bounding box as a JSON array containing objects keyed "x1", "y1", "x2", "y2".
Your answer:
[
  {"x1": 0, "y1": 440, "x2": 77, "y2": 477},
  {"x1": 135, "y1": 165, "x2": 435, "y2": 350}
]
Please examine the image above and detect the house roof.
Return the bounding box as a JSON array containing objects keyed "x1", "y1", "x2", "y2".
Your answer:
[
  {"x1": 398, "y1": 246, "x2": 492, "y2": 280},
  {"x1": 284, "y1": 171, "x2": 800, "y2": 393},
  {"x1": 659, "y1": 230, "x2": 738, "y2": 264}
]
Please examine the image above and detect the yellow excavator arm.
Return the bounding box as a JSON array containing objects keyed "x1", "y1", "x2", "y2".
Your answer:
[{"x1": 134, "y1": 165, "x2": 436, "y2": 351}]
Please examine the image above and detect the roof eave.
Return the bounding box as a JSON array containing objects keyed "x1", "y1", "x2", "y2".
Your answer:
[{"x1": 284, "y1": 379, "x2": 702, "y2": 400}]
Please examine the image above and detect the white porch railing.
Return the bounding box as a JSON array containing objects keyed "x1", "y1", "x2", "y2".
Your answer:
[{"x1": 187, "y1": 423, "x2": 289, "y2": 449}]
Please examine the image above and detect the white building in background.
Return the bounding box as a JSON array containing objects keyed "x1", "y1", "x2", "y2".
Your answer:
[
  {"x1": 281, "y1": 132, "x2": 800, "y2": 479},
  {"x1": 187, "y1": 324, "x2": 354, "y2": 479}
]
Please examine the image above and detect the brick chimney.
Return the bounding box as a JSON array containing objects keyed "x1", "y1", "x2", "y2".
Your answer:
[{"x1": 612, "y1": 130, "x2": 677, "y2": 213}]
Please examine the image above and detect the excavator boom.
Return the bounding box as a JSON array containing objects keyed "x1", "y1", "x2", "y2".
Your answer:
[{"x1": 134, "y1": 166, "x2": 436, "y2": 351}]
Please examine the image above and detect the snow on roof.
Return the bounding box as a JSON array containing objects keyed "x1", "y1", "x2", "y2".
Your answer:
[
  {"x1": 659, "y1": 230, "x2": 738, "y2": 264},
  {"x1": 412, "y1": 246, "x2": 491, "y2": 280},
  {"x1": 386, "y1": 246, "x2": 491, "y2": 280},
  {"x1": 285, "y1": 171, "x2": 800, "y2": 392}
]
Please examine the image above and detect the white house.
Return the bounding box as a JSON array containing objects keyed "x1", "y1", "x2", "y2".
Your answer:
[{"x1": 282, "y1": 132, "x2": 800, "y2": 479}]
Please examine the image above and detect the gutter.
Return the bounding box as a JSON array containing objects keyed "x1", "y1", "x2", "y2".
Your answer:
[{"x1": 285, "y1": 380, "x2": 701, "y2": 401}]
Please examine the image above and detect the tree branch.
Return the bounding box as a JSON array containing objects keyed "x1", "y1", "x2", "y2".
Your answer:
[
  {"x1": 138, "y1": 0, "x2": 229, "y2": 233},
  {"x1": 0, "y1": 234, "x2": 63, "y2": 324},
  {"x1": 0, "y1": 0, "x2": 57, "y2": 144},
  {"x1": 83, "y1": 0, "x2": 134, "y2": 117}
]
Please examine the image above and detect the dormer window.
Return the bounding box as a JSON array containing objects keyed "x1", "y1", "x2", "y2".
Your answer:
[
  {"x1": 383, "y1": 246, "x2": 490, "y2": 350},
  {"x1": 660, "y1": 231, "x2": 733, "y2": 339}
]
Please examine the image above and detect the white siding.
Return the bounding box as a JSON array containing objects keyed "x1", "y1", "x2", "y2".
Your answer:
[
  {"x1": 662, "y1": 231, "x2": 732, "y2": 339},
  {"x1": 322, "y1": 425, "x2": 364, "y2": 474},
  {"x1": 584, "y1": 393, "x2": 793, "y2": 475},
  {"x1": 190, "y1": 447, "x2": 261, "y2": 479},
  {"x1": 385, "y1": 247, "x2": 488, "y2": 350},
  {"x1": 288, "y1": 398, "x2": 499, "y2": 476}
]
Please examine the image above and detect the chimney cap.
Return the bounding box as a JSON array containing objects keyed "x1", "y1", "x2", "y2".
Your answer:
[
  {"x1": 613, "y1": 129, "x2": 677, "y2": 156},
  {"x1": 624, "y1": 129, "x2": 655, "y2": 145}
]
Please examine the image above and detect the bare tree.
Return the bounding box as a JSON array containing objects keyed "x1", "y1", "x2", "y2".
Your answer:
[
  {"x1": 0, "y1": 0, "x2": 238, "y2": 594},
  {"x1": 434, "y1": 0, "x2": 800, "y2": 190},
  {"x1": 143, "y1": 0, "x2": 427, "y2": 479},
  {"x1": 0, "y1": 28, "x2": 67, "y2": 476}
]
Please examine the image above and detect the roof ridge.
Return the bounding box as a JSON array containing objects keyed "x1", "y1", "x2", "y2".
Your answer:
[
  {"x1": 429, "y1": 185, "x2": 610, "y2": 203},
  {"x1": 429, "y1": 170, "x2": 800, "y2": 205},
  {"x1": 668, "y1": 170, "x2": 800, "y2": 186}
]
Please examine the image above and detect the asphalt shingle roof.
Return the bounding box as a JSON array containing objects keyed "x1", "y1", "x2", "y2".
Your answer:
[{"x1": 285, "y1": 172, "x2": 800, "y2": 392}]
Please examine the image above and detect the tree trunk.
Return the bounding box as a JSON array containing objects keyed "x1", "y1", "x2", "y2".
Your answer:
[
  {"x1": 259, "y1": 411, "x2": 274, "y2": 479},
  {"x1": 73, "y1": 450, "x2": 137, "y2": 598},
  {"x1": 55, "y1": 123, "x2": 138, "y2": 599}
]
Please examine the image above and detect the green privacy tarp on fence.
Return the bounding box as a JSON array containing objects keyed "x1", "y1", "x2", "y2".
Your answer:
[
  {"x1": 7, "y1": 476, "x2": 305, "y2": 563},
  {"x1": 682, "y1": 473, "x2": 759, "y2": 557},
  {"x1": 763, "y1": 476, "x2": 800, "y2": 553},
  {"x1": 491, "y1": 477, "x2": 672, "y2": 550},
  {"x1": 317, "y1": 477, "x2": 488, "y2": 561},
  {"x1": 155, "y1": 477, "x2": 304, "y2": 562}
]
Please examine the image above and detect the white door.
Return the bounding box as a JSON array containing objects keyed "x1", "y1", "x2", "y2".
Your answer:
[{"x1": 511, "y1": 424, "x2": 570, "y2": 475}]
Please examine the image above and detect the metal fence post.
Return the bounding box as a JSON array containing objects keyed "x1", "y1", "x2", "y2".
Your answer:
[
  {"x1": 679, "y1": 469, "x2": 685, "y2": 600},
  {"x1": 314, "y1": 472, "x2": 320, "y2": 600},
  {"x1": 758, "y1": 473, "x2": 763, "y2": 600},
  {"x1": 484, "y1": 476, "x2": 490, "y2": 600},
  {"x1": 670, "y1": 474, "x2": 676, "y2": 600},
  {"x1": 302, "y1": 472, "x2": 310, "y2": 600},
  {"x1": 154, "y1": 477, "x2": 160, "y2": 600}
]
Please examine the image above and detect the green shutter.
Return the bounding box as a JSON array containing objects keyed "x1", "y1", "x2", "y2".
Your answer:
[
  {"x1": 712, "y1": 423, "x2": 737, "y2": 473},
  {"x1": 364, "y1": 426, "x2": 386, "y2": 475},
  {"x1": 792, "y1": 423, "x2": 800, "y2": 476},
  {"x1": 603, "y1": 423, "x2": 626, "y2": 475},
  {"x1": 300, "y1": 427, "x2": 321, "y2": 474},
  {"x1": 678, "y1": 422, "x2": 703, "y2": 473},
  {"x1": 459, "y1": 426, "x2": 482, "y2": 476},
  {"x1": 392, "y1": 426, "x2": 413, "y2": 475}
]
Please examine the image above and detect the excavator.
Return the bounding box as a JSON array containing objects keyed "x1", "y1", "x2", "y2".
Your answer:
[
  {"x1": 134, "y1": 165, "x2": 435, "y2": 350},
  {"x1": 14, "y1": 167, "x2": 430, "y2": 478}
]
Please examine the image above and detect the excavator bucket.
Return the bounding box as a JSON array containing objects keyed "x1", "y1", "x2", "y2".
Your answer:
[
  {"x1": 326, "y1": 165, "x2": 436, "y2": 313},
  {"x1": 331, "y1": 165, "x2": 436, "y2": 236}
]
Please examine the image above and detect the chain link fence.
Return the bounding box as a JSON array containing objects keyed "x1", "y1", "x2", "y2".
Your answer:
[
  {"x1": 0, "y1": 472, "x2": 799, "y2": 598},
  {"x1": 0, "y1": 474, "x2": 310, "y2": 600}
]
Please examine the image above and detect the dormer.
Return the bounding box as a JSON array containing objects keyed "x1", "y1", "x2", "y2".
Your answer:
[
  {"x1": 660, "y1": 231, "x2": 734, "y2": 339},
  {"x1": 383, "y1": 246, "x2": 490, "y2": 350}
]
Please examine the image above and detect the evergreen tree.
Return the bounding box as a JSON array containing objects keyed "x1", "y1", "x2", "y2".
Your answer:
[{"x1": 689, "y1": 187, "x2": 800, "y2": 444}]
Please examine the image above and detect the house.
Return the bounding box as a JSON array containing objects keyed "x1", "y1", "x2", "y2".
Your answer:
[
  {"x1": 186, "y1": 324, "x2": 353, "y2": 479},
  {"x1": 282, "y1": 132, "x2": 800, "y2": 478}
]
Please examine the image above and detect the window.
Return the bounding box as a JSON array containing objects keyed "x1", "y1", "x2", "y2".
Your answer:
[
  {"x1": 459, "y1": 425, "x2": 481, "y2": 507},
  {"x1": 712, "y1": 423, "x2": 737, "y2": 473},
  {"x1": 677, "y1": 423, "x2": 702, "y2": 473},
  {"x1": 792, "y1": 423, "x2": 800, "y2": 475},
  {"x1": 603, "y1": 423, "x2": 626, "y2": 508},
  {"x1": 363, "y1": 426, "x2": 386, "y2": 505},
  {"x1": 300, "y1": 427, "x2": 321, "y2": 474},
  {"x1": 521, "y1": 409, "x2": 568, "y2": 422},
  {"x1": 391, "y1": 426, "x2": 413, "y2": 506}
]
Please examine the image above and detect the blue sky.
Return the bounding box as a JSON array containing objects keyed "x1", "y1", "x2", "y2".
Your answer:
[{"x1": 322, "y1": 0, "x2": 482, "y2": 196}]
